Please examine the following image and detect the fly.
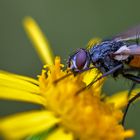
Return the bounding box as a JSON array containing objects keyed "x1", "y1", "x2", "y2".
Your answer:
[{"x1": 67, "y1": 25, "x2": 140, "y2": 125}]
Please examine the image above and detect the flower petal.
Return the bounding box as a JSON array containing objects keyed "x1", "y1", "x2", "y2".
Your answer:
[
  {"x1": 87, "y1": 38, "x2": 101, "y2": 49},
  {"x1": 0, "y1": 70, "x2": 39, "y2": 85},
  {"x1": 0, "y1": 71, "x2": 40, "y2": 94},
  {"x1": 105, "y1": 88, "x2": 140, "y2": 109},
  {"x1": 46, "y1": 127, "x2": 73, "y2": 140},
  {"x1": 0, "y1": 86, "x2": 46, "y2": 106},
  {"x1": 23, "y1": 17, "x2": 54, "y2": 65},
  {"x1": 123, "y1": 130, "x2": 135, "y2": 139},
  {"x1": 82, "y1": 69, "x2": 103, "y2": 95},
  {"x1": 0, "y1": 110, "x2": 60, "y2": 139},
  {"x1": 105, "y1": 91, "x2": 128, "y2": 109},
  {"x1": 129, "y1": 88, "x2": 140, "y2": 102}
]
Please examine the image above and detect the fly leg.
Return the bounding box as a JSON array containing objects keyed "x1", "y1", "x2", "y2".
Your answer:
[
  {"x1": 75, "y1": 64, "x2": 123, "y2": 95},
  {"x1": 128, "y1": 82, "x2": 137, "y2": 97},
  {"x1": 122, "y1": 73, "x2": 140, "y2": 125},
  {"x1": 127, "y1": 72, "x2": 140, "y2": 97},
  {"x1": 121, "y1": 92, "x2": 140, "y2": 125},
  {"x1": 123, "y1": 69, "x2": 140, "y2": 96},
  {"x1": 123, "y1": 73, "x2": 140, "y2": 83}
]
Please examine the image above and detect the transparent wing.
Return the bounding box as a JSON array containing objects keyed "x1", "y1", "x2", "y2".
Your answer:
[
  {"x1": 114, "y1": 44, "x2": 140, "y2": 56},
  {"x1": 113, "y1": 25, "x2": 140, "y2": 41}
]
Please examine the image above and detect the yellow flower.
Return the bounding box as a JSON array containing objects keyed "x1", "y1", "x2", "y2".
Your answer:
[{"x1": 0, "y1": 17, "x2": 135, "y2": 140}]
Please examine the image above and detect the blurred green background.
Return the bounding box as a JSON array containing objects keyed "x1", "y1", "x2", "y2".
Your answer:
[{"x1": 0, "y1": 0, "x2": 140, "y2": 139}]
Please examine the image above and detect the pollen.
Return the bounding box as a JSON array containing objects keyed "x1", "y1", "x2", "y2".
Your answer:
[{"x1": 38, "y1": 57, "x2": 134, "y2": 140}]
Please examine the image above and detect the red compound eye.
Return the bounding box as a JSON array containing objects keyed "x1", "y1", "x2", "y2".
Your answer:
[
  {"x1": 76, "y1": 49, "x2": 87, "y2": 70},
  {"x1": 67, "y1": 49, "x2": 90, "y2": 73}
]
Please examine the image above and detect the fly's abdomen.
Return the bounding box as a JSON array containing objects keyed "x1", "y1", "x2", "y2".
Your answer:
[{"x1": 129, "y1": 56, "x2": 140, "y2": 68}]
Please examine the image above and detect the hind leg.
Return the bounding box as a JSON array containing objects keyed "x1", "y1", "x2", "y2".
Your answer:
[
  {"x1": 122, "y1": 73, "x2": 140, "y2": 125},
  {"x1": 122, "y1": 92, "x2": 140, "y2": 125}
]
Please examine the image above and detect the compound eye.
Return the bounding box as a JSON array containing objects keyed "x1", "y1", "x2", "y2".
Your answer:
[{"x1": 76, "y1": 49, "x2": 87, "y2": 70}]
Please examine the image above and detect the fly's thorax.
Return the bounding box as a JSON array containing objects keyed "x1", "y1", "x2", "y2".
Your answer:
[{"x1": 89, "y1": 40, "x2": 125, "y2": 73}]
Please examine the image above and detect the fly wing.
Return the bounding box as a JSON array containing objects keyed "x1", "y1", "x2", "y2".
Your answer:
[
  {"x1": 126, "y1": 44, "x2": 140, "y2": 55},
  {"x1": 113, "y1": 25, "x2": 140, "y2": 41},
  {"x1": 114, "y1": 44, "x2": 140, "y2": 55},
  {"x1": 113, "y1": 44, "x2": 140, "y2": 61}
]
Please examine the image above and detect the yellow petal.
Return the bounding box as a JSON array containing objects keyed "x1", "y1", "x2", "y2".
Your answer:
[
  {"x1": 123, "y1": 130, "x2": 135, "y2": 138},
  {"x1": 82, "y1": 69, "x2": 100, "y2": 85},
  {"x1": 0, "y1": 72, "x2": 40, "y2": 94},
  {"x1": 0, "y1": 86, "x2": 46, "y2": 105},
  {"x1": 129, "y1": 88, "x2": 140, "y2": 101},
  {"x1": 46, "y1": 127, "x2": 73, "y2": 140},
  {"x1": 105, "y1": 88, "x2": 140, "y2": 109},
  {"x1": 105, "y1": 91, "x2": 128, "y2": 109},
  {"x1": 82, "y1": 69, "x2": 103, "y2": 95},
  {"x1": 0, "y1": 110, "x2": 60, "y2": 139},
  {"x1": 23, "y1": 17, "x2": 54, "y2": 65},
  {"x1": 87, "y1": 38, "x2": 101, "y2": 49},
  {"x1": 0, "y1": 70, "x2": 39, "y2": 85}
]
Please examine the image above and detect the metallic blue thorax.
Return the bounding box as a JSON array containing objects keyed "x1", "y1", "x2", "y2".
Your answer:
[{"x1": 88, "y1": 40, "x2": 126, "y2": 73}]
